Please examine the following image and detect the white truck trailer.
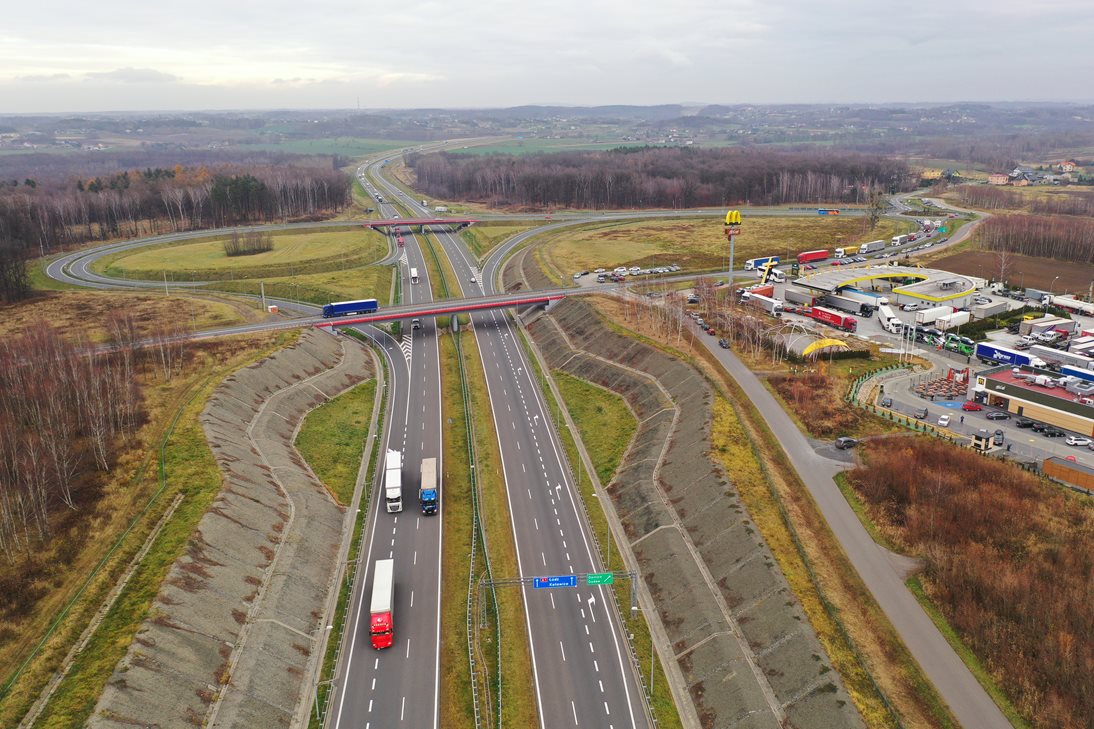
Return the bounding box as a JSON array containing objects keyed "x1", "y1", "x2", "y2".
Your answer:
[{"x1": 384, "y1": 449, "x2": 403, "y2": 513}]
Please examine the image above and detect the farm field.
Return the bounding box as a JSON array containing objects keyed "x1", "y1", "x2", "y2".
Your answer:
[
  {"x1": 230, "y1": 137, "x2": 412, "y2": 157},
  {"x1": 931, "y1": 249, "x2": 1094, "y2": 293}
]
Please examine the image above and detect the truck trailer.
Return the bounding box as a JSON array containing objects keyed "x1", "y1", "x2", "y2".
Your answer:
[
  {"x1": 1029, "y1": 345, "x2": 1094, "y2": 370},
  {"x1": 797, "y1": 249, "x2": 829, "y2": 265},
  {"x1": 839, "y1": 287, "x2": 890, "y2": 306},
  {"x1": 741, "y1": 292, "x2": 783, "y2": 315},
  {"x1": 935, "y1": 311, "x2": 971, "y2": 330},
  {"x1": 1045, "y1": 295, "x2": 1094, "y2": 316},
  {"x1": 890, "y1": 234, "x2": 910, "y2": 247},
  {"x1": 860, "y1": 239, "x2": 887, "y2": 254},
  {"x1": 369, "y1": 559, "x2": 395, "y2": 649},
  {"x1": 807, "y1": 306, "x2": 857, "y2": 332},
  {"x1": 972, "y1": 300, "x2": 1008, "y2": 319},
  {"x1": 834, "y1": 246, "x2": 859, "y2": 258},
  {"x1": 323, "y1": 298, "x2": 379, "y2": 318},
  {"x1": 784, "y1": 288, "x2": 817, "y2": 306},
  {"x1": 384, "y1": 449, "x2": 403, "y2": 513},
  {"x1": 419, "y1": 457, "x2": 439, "y2": 515},
  {"x1": 974, "y1": 342, "x2": 1047, "y2": 368},
  {"x1": 914, "y1": 306, "x2": 954, "y2": 325},
  {"x1": 824, "y1": 294, "x2": 874, "y2": 316},
  {"x1": 744, "y1": 255, "x2": 780, "y2": 271}
]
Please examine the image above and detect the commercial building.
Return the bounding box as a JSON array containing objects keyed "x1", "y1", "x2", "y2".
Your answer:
[
  {"x1": 793, "y1": 265, "x2": 978, "y2": 310},
  {"x1": 971, "y1": 365, "x2": 1094, "y2": 436}
]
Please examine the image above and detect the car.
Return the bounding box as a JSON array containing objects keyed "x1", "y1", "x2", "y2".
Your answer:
[
  {"x1": 985, "y1": 411, "x2": 1010, "y2": 421},
  {"x1": 1030, "y1": 422, "x2": 1048, "y2": 432},
  {"x1": 1014, "y1": 418, "x2": 1033, "y2": 428},
  {"x1": 713, "y1": 280, "x2": 726, "y2": 287},
  {"x1": 411, "y1": 318, "x2": 421, "y2": 330},
  {"x1": 1066, "y1": 435, "x2": 1092, "y2": 446},
  {"x1": 706, "y1": 327, "x2": 716, "y2": 335},
  {"x1": 613, "y1": 267, "x2": 628, "y2": 274},
  {"x1": 961, "y1": 401, "x2": 983, "y2": 411},
  {"x1": 718, "y1": 338, "x2": 729, "y2": 349},
  {"x1": 1043, "y1": 428, "x2": 1066, "y2": 438},
  {"x1": 628, "y1": 266, "x2": 641, "y2": 273},
  {"x1": 804, "y1": 264, "x2": 816, "y2": 270},
  {"x1": 901, "y1": 302, "x2": 925, "y2": 311},
  {"x1": 1014, "y1": 340, "x2": 1032, "y2": 350},
  {"x1": 914, "y1": 407, "x2": 929, "y2": 419},
  {"x1": 973, "y1": 296, "x2": 992, "y2": 305},
  {"x1": 834, "y1": 436, "x2": 859, "y2": 450},
  {"x1": 594, "y1": 268, "x2": 606, "y2": 273},
  {"x1": 880, "y1": 396, "x2": 893, "y2": 408},
  {"x1": 937, "y1": 414, "x2": 951, "y2": 427},
  {"x1": 993, "y1": 430, "x2": 1005, "y2": 446},
  {"x1": 669, "y1": 264, "x2": 680, "y2": 272}
]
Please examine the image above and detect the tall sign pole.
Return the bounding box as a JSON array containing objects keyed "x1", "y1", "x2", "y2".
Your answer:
[{"x1": 724, "y1": 209, "x2": 742, "y2": 278}]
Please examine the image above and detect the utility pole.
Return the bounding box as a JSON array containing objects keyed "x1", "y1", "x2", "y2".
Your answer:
[
  {"x1": 261, "y1": 281, "x2": 267, "y2": 312},
  {"x1": 163, "y1": 270, "x2": 168, "y2": 296}
]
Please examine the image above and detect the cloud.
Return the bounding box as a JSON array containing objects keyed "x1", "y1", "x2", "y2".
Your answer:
[
  {"x1": 16, "y1": 73, "x2": 71, "y2": 82},
  {"x1": 85, "y1": 67, "x2": 180, "y2": 84}
]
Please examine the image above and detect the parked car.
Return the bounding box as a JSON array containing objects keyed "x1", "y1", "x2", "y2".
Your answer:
[
  {"x1": 961, "y1": 401, "x2": 982, "y2": 411},
  {"x1": 985, "y1": 411, "x2": 1010, "y2": 421},
  {"x1": 901, "y1": 302, "x2": 926, "y2": 311},
  {"x1": 1065, "y1": 435, "x2": 1092, "y2": 447},
  {"x1": 993, "y1": 430, "x2": 1005, "y2": 446},
  {"x1": 937, "y1": 414, "x2": 951, "y2": 427},
  {"x1": 1043, "y1": 428, "x2": 1066, "y2": 438},
  {"x1": 834, "y1": 436, "x2": 859, "y2": 450},
  {"x1": 1031, "y1": 422, "x2": 1048, "y2": 432}
]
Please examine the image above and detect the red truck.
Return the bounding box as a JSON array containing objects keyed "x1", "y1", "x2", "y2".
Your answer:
[
  {"x1": 370, "y1": 559, "x2": 395, "y2": 649},
  {"x1": 396, "y1": 235, "x2": 405, "y2": 247},
  {"x1": 806, "y1": 306, "x2": 857, "y2": 332},
  {"x1": 797, "y1": 249, "x2": 829, "y2": 265}
]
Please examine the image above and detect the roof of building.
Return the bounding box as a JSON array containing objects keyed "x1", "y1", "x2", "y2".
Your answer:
[
  {"x1": 981, "y1": 365, "x2": 1094, "y2": 411},
  {"x1": 793, "y1": 265, "x2": 977, "y2": 302}
]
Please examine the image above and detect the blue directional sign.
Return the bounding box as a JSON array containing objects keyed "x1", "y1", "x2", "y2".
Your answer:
[{"x1": 533, "y1": 575, "x2": 578, "y2": 589}]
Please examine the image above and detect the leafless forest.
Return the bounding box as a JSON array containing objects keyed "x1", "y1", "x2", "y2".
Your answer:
[
  {"x1": 0, "y1": 316, "x2": 189, "y2": 577},
  {"x1": 408, "y1": 147, "x2": 913, "y2": 209},
  {"x1": 975, "y1": 214, "x2": 1094, "y2": 263}
]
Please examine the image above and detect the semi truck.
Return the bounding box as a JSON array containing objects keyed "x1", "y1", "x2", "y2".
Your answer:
[
  {"x1": 860, "y1": 239, "x2": 887, "y2": 254},
  {"x1": 744, "y1": 255, "x2": 779, "y2": 271},
  {"x1": 914, "y1": 306, "x2": 954, "y2": 325},
  {"x1": 1061, "y1": 364, "x2": 1094, "y2": 382},
  {"x1": 840, "y1": 287, "x2": 890, "y2": 306},
  {"x1": 1029, "y1": 345, "x2": 1094, "y2": 370},
  {"x1": 741, "y1": 292, "x2": 783, "y2": 315},
  {"x1": 824, "y1": 294, "x2": 874, "y2": 316},
  {"x1": 834, "y1": 245, "x2": 859, "y2": 258},
  {"x1": 974, "y1": 342, "x2": 1047, "y2": 368},
  {"x1": 737, "y1": 284, "x2": 775, "y2": 299},
  {"x1": 807, "y1": 306, "x2": 857, "y2": 332},
  {"x1": 972, "y1": 300, "x2": 1008, "y2": 319},
  {"x1": 784, "y1": 288, "x2": 817, "y2": 306},
  {"x1": 877, "y1": 304, "x2": 903, "y2": 334},
  {"x1": 419, "y1": 457, "x2": 439, "y2": 515},
  {"x1": 1044, "y1": 295, "x2": 1094, "y2": 316},
  {"x1": 797, "y1": 249, "x2": 829, "y2": 265},
  {"x1": 369, "y1": 559, "x2": 395, "y2": 649},
  {"x1": 385, "y1": 449, "x2": 403, "y2": 513},
  {"x1": 323, "y1": 298, "x2": 379, "y2": 318},
  {"x1": 935, "y1": 311, "x2": 971, "y2": 330},
  {"x1": 890, "y1": 234, "x2": 911, "y2": 247}
]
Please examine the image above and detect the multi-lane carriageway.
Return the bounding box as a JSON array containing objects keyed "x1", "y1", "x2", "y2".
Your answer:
[{"x1": 328, "y1": 160, "x2": 653, "y2": 729}]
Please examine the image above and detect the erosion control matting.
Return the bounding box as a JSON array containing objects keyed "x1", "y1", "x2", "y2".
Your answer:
[
  {"x1": 90, "y1": 329, "x2": 373, "y2": 728},
  {"x1": 507, "y1": 250, "x2": 863, "y2": 728}
]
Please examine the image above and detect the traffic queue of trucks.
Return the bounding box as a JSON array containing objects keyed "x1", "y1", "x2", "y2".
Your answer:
[{"x1": 797, "y1": 249, "x2": 829, "y2": 265}]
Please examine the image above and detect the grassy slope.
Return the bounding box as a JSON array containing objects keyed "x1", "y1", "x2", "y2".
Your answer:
[
  {"x1": 295, "y1": 380, "x2": 377, "y2": 505},
  {"x1": 203, "y1": 264, "x2": 394, "y2": 307},
  {"x1": 459, "y1": 223, "x2": 536, "y2": 261},
  {"x1": 5, "y1": 332, "x2": 296, "y2": 728}
]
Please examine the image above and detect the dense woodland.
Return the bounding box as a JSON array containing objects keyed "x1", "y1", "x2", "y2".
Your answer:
[
  {"x1": 407, "y1": 147, "x2": 913, "y2": 209},
  {"x1": 955, "y1": 185, "x2": 1094, "y2": 216},
  {"x1": 848, "y1": 440, "x2": 1093, "y2": 729}
]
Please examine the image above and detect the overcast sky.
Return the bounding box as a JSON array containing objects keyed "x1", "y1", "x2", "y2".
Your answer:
[{"x1": 3, "y1": 0, "x2": 1093, "y2": 113}]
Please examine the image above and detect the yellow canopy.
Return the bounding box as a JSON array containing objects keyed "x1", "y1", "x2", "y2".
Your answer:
[{"x1": 802, "y1": 338, "x2": 849, "y2": 357}]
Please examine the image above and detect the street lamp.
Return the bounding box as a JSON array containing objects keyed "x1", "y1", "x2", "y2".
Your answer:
[{"x1": 1051, "y1": 275, "x2": 1060, "y2": 293}]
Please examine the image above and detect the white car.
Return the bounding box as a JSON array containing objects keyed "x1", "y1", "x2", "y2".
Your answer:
[
  {"x1": 937, "y1": 414, "x2": 951, "y2": 427},
  {"x1": 470, "y1": 275, "x2": 477, "y2": 283},
  {"x1": 1065, "y1": 435, "x2": 1091, "y2": 447},
  {"x1": 628, "y1": 266, "x2": 641, "y2": 273},
  {"x1": 594, "y1": 268, "x2": 606, "y2": 273},
  {"x1": 613, "y1": 267, "x2": 628, "y2": 274}
]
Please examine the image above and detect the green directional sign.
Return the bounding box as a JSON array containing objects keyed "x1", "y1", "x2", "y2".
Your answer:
[
  {"x1": 939, "y1": 227, "x2": 948, "y2": 233},
  {"x1": 586, "y1": 572, "x2": 614, "y2": 586}
]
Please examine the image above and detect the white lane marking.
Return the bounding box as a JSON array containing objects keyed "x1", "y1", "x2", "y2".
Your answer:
[
  {"x1": 599, "y1": 680, "x2": 604, "y2": 692},
  {"x1": 374, "y1": 658, "x2": 379, "y2": 669},
  {"x1": 541, "y1": 552, "x2": 546, "y2": 566},
  {"x1": 604, "y1": 702, "x2": 610, "y2": 715},
  {"x1": 588, "y1": 595, "x2": 597, "y2": 621},
  {"x1": 368, "y1": 699, "x2": 373, "y2": 712},
  {"x1": 589, "y1": 641, "x2": 595, "y2": 654},
  {"x1": 406, "y1": 638, "x2": 411, "y2": 658},
  {"x1": 401, "y1": 696, "x2": 406, "y2": 721},
  {"x1": 371, "y1": 678, "x2": 376, "y2": 690},
  {"x1": 534, "y1": 517, "x2": 539, "y2": 530},
  {"x1": 585, "y1": 625, "x2": 590, "y2": 635},
  {"x1": 560, "y1": 641, "x2": 567, "y2": 662},
  {"x1": 411, "y1": 590, "x2": 415, "y2": 607},
  {"x1": 594, "y1": 659, "x2": 599, "y2": 672},
  {"x1": 550, "y1": 592, "x2": 556, "y2": 609},
  {"x1": 572, "y1": 701, "x2": 579, "y2": 725}
]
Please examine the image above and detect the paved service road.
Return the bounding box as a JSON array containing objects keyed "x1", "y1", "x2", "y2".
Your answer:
[{"x1": 690, "y1": 323, "x2": 1012, "y2": 729}]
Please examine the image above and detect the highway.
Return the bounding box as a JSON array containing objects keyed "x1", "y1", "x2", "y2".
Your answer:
[
  {"x1": 370, "y1": 167, "x2": 652, "y2": 727},
  {"x1": 324, "y1": 181, "x2": 445, "y2": 729}
]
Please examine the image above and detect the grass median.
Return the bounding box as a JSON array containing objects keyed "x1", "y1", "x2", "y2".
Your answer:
[{"x1": 295, "y1": 380, "x2": 377, "y2": 506}]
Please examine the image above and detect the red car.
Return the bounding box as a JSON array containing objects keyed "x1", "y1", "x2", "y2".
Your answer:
[
  {"x1": 961, "y1": 401, "x2": 983, "y2": 411},
  {"x1": 706, "y1": 327, "x2": 716, "y2": 335}
]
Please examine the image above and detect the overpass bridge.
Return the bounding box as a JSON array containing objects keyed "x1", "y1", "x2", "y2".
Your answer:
[
  {"x1": 312, "y1": 291, "x2": 565, "y2": 328},
  {"x1": 364, "y1": 217, "x2": 478, "y2": 232}
]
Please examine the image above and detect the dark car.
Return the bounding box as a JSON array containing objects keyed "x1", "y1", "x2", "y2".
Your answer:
[
  {"x1": 914, "y1": 407, "x2": 929, "y2": 419},
  {"x1": 1030, "y1": 422, "x2": 1047, "y2": 432},
  {"x1": 718, "y1": 338, "x2": 729, "y2": 349},
  {"x1": 834, "y1": 436, "x2": 859, "y2": 450},
  {"x1": 993, "y1": 429, "x2": 1005, "y2": 446},
  {"x1": 985, "y1": 411, "x2": 1010, "y2": 421},
  {"x1": 1043, "y1": 428, "x2": 1066, "y2": 438},
  {"x1": 1015, "y1": 418, "x2": 1034, "y2": 428},
  {"x1": 880, "y1": 396, "x2": 893, "y2": 408},
  {"x1": 1006, "y1": 323, "x2": 1022, "y2": 334}
]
